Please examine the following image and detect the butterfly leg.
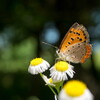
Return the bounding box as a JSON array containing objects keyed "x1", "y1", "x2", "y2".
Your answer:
[
  {"x1": 68, "y1": 61, "x2": 71, "y2": 65},
  {"x1": 55, "y1": 57, "x2": 66, "y2": 63},
  {"x1": 55, "y1": 58, "x2": 62, "y2": 63}
]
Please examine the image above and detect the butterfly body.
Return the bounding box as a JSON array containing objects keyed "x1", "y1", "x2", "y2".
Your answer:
[{"x1": 57, "y1": 22, "x2": 92, "y2": 63}]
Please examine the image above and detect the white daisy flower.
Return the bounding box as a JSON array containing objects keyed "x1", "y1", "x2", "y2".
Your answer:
[
  {"x1": 50, "y1": 61, "x2": 75, "y2": 81},
  {"x1": 28, "y1": 58, "x2": 50, "y2": 75},
  {"x1": 59, "y1": 80, "x2": 94, "y2": 100},
  {"x1": 42, "y1": 74, "x2": 55, "y2": 86}
]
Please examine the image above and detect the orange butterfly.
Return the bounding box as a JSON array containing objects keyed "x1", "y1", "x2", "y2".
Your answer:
[{"x1": 56, "y1": 22, "x2": 92, "y2": 63}]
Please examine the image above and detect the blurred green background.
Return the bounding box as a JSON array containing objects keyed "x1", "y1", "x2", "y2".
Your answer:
[{"x1": 0, "y1": 0, "x2": 100, "y2": 100}]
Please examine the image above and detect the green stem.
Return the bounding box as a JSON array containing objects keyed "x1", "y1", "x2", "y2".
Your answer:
[
  {"x1": 40, "y1": 73, "x2": 43, "y2": 77},
  {"x1": 54, "y1": 81, "x2": 64, "y2": 94},
  {"x1": 48, "y1": 85, "x2": 57, "y2": 96},
  {"x1": 55, "y1": 86, "x2": 59, "y2": 94},
  {"x1": 61, "y1": 81, "x2": 64, "y2": 89}
]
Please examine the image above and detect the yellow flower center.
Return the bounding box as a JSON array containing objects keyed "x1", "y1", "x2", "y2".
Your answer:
[
  {"x1": 30, "y1": 58, "x2": 43, "y2": 66},
  {"x1": 48, "y1": 78, "x2": 53, "y2": 83},
  {"x1": 55, "y1": 61, "x2": 69, "y2": 72},
  {"x1": 64, "y1": 80, "x2": 87, "y2": 97}
]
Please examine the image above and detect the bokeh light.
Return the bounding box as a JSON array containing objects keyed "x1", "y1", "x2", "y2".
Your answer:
[{"x1": 41, "y1": 22, "x2": 60, "y2": 44}]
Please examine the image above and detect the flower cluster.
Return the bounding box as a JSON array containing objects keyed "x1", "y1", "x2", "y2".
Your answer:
[
  {"x1": 28, "y1": 57, "x2": 94, "y2": 100},
  {"x1": 28, "y1": 58, "x2": 75, "y2": 81}
]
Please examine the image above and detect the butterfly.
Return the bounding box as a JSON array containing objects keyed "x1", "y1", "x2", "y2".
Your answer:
[{"x1": 56, "y1": 22, "x2": 92, "y2": 63}]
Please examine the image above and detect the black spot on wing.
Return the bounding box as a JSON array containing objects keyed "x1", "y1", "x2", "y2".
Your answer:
[
  {"x1": 77, "y1": 37, "x2": 79, "y2": 39},
  {"x1": 71, "y1": 38, "x2": 74, "y2": 41},
  {"x1": 83, "y1": 33, "x2": 86, "y2": 36},
  {"x1": 84, "y1": 36, "x2": 87, "y2": 39},
  {"x1": 79, "y1": 38, "x2": 82, "y2": 41},
  {"x1": 78, "y1": 46, "x2": 80, "y2": 48},
  {"x1": 68, "y1": 42, "x2": 71, "y2": 44},
  {"x1": 68, "y1": 50, "x2": 70, "y2": 52},
  {"x1": 69, "y1": 30, "x2": 73, "y2": 33},
  {"x1": 84, "y1": 40, "x2": 86, "y2": 43},
  {"x1": 76, "y1": 32, "x2": 80, "y2": 35}
]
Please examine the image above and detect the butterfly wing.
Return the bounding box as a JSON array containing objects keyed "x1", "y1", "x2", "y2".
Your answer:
[
  {"x1": 58, "y1": 22, "x2": 91, "y2": 63},
  {"x1": 59, "y1": 42, "x2": 92, "y2": 63},
  {"x1": 59, "y1": 22, "x2": 89, "y2": 52}
]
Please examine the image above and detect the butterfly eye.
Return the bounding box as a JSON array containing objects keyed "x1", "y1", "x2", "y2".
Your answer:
[{"x1": 57, "y1": 49, "x2": 60, "y2": 53}]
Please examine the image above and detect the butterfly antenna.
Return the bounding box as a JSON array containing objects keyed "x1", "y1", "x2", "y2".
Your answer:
[{"x1": 42, "y1": 41, "x2": 58, "y2": 49}]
